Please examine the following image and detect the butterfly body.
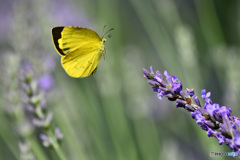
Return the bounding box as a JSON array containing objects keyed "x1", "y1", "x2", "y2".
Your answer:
[{"x1": 51, "y1": 26, "x2": 106, "y2": 78}]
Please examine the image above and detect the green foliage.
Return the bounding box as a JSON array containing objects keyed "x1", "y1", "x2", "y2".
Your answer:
[{"x1": 0, "y1": 0, "x2": 240, "y2": 159}]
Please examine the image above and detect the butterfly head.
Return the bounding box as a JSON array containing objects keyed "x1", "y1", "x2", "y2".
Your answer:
[{"x1": 102, "y1": 37, "x2": 106, "y2": 43}]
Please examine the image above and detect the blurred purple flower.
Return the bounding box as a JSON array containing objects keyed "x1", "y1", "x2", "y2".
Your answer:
[
  {"x1": 19, "y1": 141, "x2": 36, "y2": 160},
  {"x1": 20, "y1": 60, "x2": 64, "y2": 150},
  {"x1": 54, "y1": 127, "x2": 64, "y2": 141},
  {"x1": 38, "y1": 56, "x2": 55, "y2": 91},
  {"x1": 40, "y1": 134, "x2": 51, "y2": 147},
  {"x1": 0, "y1": 1, "x2": 12, "y2": 45},
  {"x1": 143, "y1": 66, "x2": 240, "y2": 154},
  {"x1": 38, "y1": 74, "x2": 54, "y2": 91},
  {"x1": 49, "y1": 0, "x2": 89, "y2": 26},
  {"x1": 20, "y1": 61, "x2": 35, "y2": 81}
]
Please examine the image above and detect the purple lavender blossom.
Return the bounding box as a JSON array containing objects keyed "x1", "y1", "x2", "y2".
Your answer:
[
  {"x1": 20, "y1": 61, "x2": 65, "y2": 153},
  {"x1": 4, "y1": 54, "x2": 36, "y2": 160},
  {"x1": 40, "y1": 134, "x2": 51, "y2": 147},
  {"x1": 143, "y1": 66, "x2": 240, "y2": 155},
  {"x1": 37, "y1": 56, "x2": 56, "y2": 91},
  {"x1": 19, "y1": 141, "x2": 36, "y2": 160},
  {"x1": 38, "y1": 74, "x2": 54, "y2": 91}
]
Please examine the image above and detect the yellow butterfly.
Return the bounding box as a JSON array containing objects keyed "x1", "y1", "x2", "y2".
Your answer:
[{"x1": 51, "y1": 26, "x2": 112, "y2": 78}]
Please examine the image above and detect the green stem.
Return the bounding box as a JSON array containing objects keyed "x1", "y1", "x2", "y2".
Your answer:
[{"x1": 47, "y1": 130, "x2": 67, "y2": 160}]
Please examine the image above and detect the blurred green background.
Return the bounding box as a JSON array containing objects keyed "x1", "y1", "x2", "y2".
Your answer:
[{"x1": 1, "y1": 0, "x2": 240, "y2": 159}]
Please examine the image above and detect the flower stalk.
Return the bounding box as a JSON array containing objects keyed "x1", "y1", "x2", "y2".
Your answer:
[{"x1": 143, "y1": 66, "x2": 240, "y2": 155}]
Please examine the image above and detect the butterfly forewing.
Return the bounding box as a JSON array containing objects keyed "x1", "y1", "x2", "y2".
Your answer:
[
  {"x1": 59, "y1": 27, "x2": 102, "y2": 55},
  {"x1": 51, "y1": 27, "x2": 65, "y2": 56}
]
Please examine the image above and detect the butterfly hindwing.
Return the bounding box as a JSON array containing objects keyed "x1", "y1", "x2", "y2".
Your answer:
[{"x1": 61, "y1": 47, "x2": 103, "y2": 78}]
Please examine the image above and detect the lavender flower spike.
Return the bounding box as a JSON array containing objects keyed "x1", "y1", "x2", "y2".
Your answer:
[
  {"x1": 142, "y1": 66, "x2": 240, "y2": 155},
  {"x1": 20, "y1": 61, "x2": 66, "y2": 160}
]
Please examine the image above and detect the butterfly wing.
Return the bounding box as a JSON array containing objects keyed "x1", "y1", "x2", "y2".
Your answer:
[
  {"x1": 61, "y1": 44, "x2": 103, "y2": 78},
  {"x1": 51, "y1": 26, "x2": 105, "y2": 78},
  {"x1": 51, "y1": 27, "x2": 65, "y2": 56}
]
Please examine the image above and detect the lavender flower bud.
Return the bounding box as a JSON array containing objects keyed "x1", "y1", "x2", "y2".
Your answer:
[
  {"x1": 191, "y1": 110, "x2": 205, "y2": 125},
  {"x1": 19, "y1": 141, "x2": 36, "y2": 160},
  {"x1": 185, "y1": 104, "x2": 195, "y2": 111},
  {"x1": 155, "y1": 70, "x2": 162, "y2": 79},
  {"x1": 142, "y1": 68, "x2": 153, "y2": 79},
  {"x1": 176, "y1": 99, "x2": 186, "y2": 106},
  {"x1": 186, "y1": 88, "x2": 195, "y2": 97},
  {"x1": 55, "y1": 127, "x2": 64, "y2": 141},
  {"x1": 40, "y1": 134, "x2": 51, "y2": 147},
  {"x1": 148, "y1": 80, "x2": 159, "y2": 86},
  {"x1": 179, "y1": 90, "x2": 185, "y2": 98},
  {"x1": 234, "y1": 134, "x2": 240, "y2": 147},
  {"x1": 32, "y1": 112, "x2": 53, "y2": 129},
  {"x1": 150, "y1": 66, "x2": 154, "y2": 74},
  {"x1": 204, "y1": 120, "x2": 217, "y2": 129},
  {"x1": 192, "y1": 95, "x2": 201, "y2": 106}
]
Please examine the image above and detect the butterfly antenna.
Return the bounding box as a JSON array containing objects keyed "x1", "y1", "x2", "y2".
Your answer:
[
  {"x1": 103, "y1": 28, "x2": 114, "y2": 37},
  {"x1": 101, "y1": 25, "x2": 107, "y2": 37}
]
